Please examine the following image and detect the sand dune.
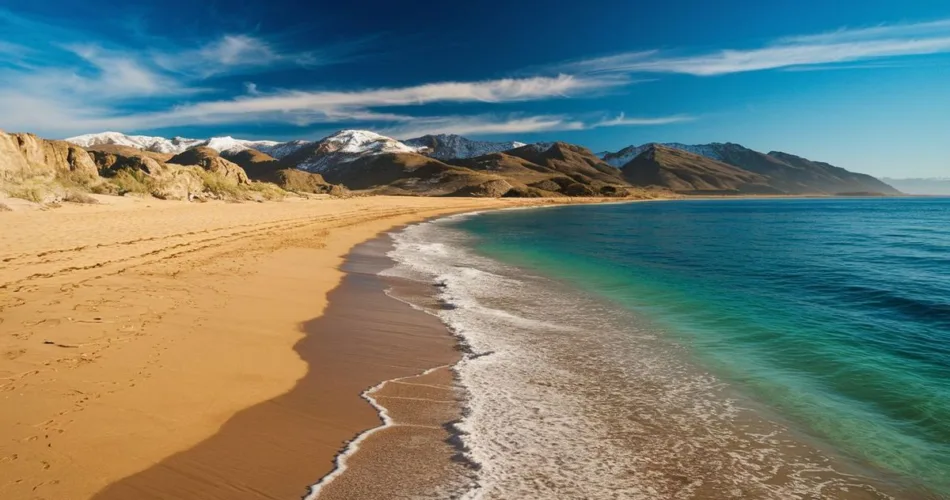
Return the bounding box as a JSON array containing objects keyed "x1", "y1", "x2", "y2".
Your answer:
[{"x1": 0, "y1": 196, "x2": 572, "y2": 500}]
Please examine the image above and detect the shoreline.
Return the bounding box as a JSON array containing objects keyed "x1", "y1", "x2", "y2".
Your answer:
[
  {"x1": 397, "y1": 200, "x2": 941, "y2": 499},
  {"x1": 1, "y1": 196, "x2": 600, "y2": 500}
]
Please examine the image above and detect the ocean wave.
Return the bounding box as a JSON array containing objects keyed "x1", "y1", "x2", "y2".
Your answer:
[{"x1": 381, "y1": 214, "x2": 905, "y2": 499}]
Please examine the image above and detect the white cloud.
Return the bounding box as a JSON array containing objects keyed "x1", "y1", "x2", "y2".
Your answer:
[
  {"x1": 152, "y1": 34, "x2": 319, "y2": 78},
  {"x1": 63, "y1": 44, "x2": 187, "y2": 96},
  {"x1": 46, "y1": 74, "x2": 623, "y2": 132},
  {"x1": 384, "y1": 115, "x2": 584, "y2": 138},
  {"x1": 201, "y1": 35, "x2": 276, "y2": 66},
  {"x1": 383, "y1": 112, "x2": 692, "y2": 139},
  {"x1": 591, "y1": 112, "x2": 694, "y2": 128},
  {"x1": 561, "y1": 19, "x2": 950, "y2": 76}
]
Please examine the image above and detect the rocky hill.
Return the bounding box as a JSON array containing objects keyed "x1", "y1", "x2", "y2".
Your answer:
[
  {"x1": 602, "y1": 142, "x2": 899, "y2": 195},
  {"x1": 221, "y1": 149, "x2": 344, "y2": 195},
  {"x1": 621, "y1": 145, "x2": 780, "y2": 194},
  {"x1": 447, "y1": 142, "x2": 631, "y2": 197},
  {"x1": 2, "y1": 132, "x2": 99, "y2": 183}
]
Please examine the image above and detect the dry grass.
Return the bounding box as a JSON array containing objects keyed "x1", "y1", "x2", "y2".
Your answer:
[
  {"x1": 62, "y1": 190, "x2": 99, "y2": 204},
  {"x1": 7, "y1": 185, "x2": 47, "y2": 203},
  {"x1": 3, "y1": 159, "x2": 294, "y2": 205},
  {"x1": 247, "y1": 181, "x2": 288, "y2": 201},
  {"x1": 195, "y1": 169, "x2": 244, "y2": 200},
  {"x1": 0, "y1": 202, "x2": 11, "y2": 212},
  {"x1": 106, "y1": 169, "x2": 156, "y2": 195}
]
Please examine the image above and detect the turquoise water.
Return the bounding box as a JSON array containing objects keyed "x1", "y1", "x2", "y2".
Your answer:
[{"x1": 452, "y1": 198, "x2": 950, "y2": 496}]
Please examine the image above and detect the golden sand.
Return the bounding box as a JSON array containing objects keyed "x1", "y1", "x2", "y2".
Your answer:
[{"x1": 0, "y1": 195, "x2": 576, "y2": 500}]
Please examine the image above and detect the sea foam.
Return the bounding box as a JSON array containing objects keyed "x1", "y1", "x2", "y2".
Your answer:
[{"x1": 381, "y1": 213, "x2": 900, "y2": 499}]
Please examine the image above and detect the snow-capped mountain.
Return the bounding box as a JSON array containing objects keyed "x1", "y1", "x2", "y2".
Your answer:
[
  {"x1": 285, "y1": 130, "x2": 423, "y2": 173},
  {"x1": 201, "y1": 136, "x2": 278, "y2": 155},
  {"x1": 404, "y1": 134, "x2": 525, "y2": 160},
  {"x1": 600, "y1": 142, "x2": 730, "y2": 167},
  {"x1": 65, "y1": 132, "x2": 311, "y2": 159},
  {"x1": 65, "y1": 132, "x2": 204, "y2": 154},
  {"x1": 261, "y1": 139, "x2": 313, "y2": 160}
]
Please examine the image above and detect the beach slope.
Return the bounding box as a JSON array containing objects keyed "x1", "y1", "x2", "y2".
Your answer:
[{"x1": 0, "y1": 196, "x2": 564, "y2": 500}]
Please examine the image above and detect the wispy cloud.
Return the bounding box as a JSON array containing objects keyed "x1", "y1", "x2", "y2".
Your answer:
[
  {"x1": 561, "y1": 19, "x2": 950, "y2": 76},
  {"x1": 0, "y1": 72, "x2": 627, "y2": 135},
  {"x1": 384, "y1": 115, "x2": 584, "y2": 138},
  {"x1": 383, "y1": 112, "x2": 691, "y2": 138},
  {"x1": 590, "y1": 112, "x2": 694, "y2": 127},
  {"x1": 151, "y1": 34, "x2": 345, "y2": 78},
  {"x1": 0, "y1": 8, "x2": 640, "y2": 137},
  {"x1": 156, "y1": 74, "x2": 619, "y2": 122}
]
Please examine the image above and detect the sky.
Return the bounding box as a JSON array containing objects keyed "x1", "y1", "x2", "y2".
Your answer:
[{"x1": 0, "y1": 0, "x2": 948, "y2": 177}]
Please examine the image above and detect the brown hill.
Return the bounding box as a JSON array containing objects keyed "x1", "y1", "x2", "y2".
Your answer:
[
  {"x1": 766, "y1": 151, "x2": 900, "y2": 195},
  {"x1": 221, "y1": 149, "x2": 344, "y2": 195},
  {"x1": 505, "y1": 142, "x2": 627, "y2": 185},
  {"x1": 621, "y1": 145, "x2": 781, "y2": 194},
  {"x1": 603, "y1": 142, "x2": 900, "y2": 195},
  {"x1": 85, "y1": 144, "x2": 174, "y2": 163},
  {"x1": 447, "y1": 144, "x2": 629, "y2": 197},
  {"x1": 317, "y1": 152, "x2": 513, "y2": 196},
  {"x1": 168, "y1": 147, "x2": 249, "y2": 185}
]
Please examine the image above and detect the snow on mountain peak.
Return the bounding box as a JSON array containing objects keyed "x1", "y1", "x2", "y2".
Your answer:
[
  {"x1": 322, "y1": 130, "x2": 422, "y2": 155},
  {"x1": 404, "y1": 134, "x2": 526, "y2": 160},
  {"x1": 65, "y1": 132, "x2": 203, "y2": 154},
  {"x1": 65, "y1": 131, "x2": 310, "y2": 159},
  {"x1": 291, "y1": 130, "x2": 423, "y2": 173},
  {"x1": 201, "y1": 136, "x2": 280, "y2": 155}
]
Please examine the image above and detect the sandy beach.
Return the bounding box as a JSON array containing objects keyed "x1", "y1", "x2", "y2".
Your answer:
[{"x1": 0, "y1": 195, "x2": 576, "y2": 500}]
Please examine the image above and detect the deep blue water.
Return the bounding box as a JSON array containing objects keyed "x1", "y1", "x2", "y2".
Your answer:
[{"x1": 452, "y1": 198, "x2": 950, "y2": 495}]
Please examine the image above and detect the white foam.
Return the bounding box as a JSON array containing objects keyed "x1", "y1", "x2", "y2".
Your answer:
[
  {"x1": 303, "y1": 364, "x2": 450, "y2": 499},
  {"x1": 308, "y1": 213, "x2": 900, "y2": 499},
  {"x1": 373, "y1": 214, "x2": 902, "y2": 499}
]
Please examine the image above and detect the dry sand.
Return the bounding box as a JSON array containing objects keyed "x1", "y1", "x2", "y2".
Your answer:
[{"x1": 0, "y1": 195, "x2": 579, "y2": 500}]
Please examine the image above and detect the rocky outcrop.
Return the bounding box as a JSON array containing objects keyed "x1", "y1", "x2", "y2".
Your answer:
[
  {"x1": 448, "y1": 179, "x2": 513, "y2": 197},
  {"x1": 169, "y1": 147, "x2": 250, "y2": 185},
  {"x1": 528, "y1": 179, "x2": 562, "y2": 193},
  {"x1": 88, "y1": 148, "x2": 166, "y2": 176},
  {"x1": 0, "y1": 131, "x2": 99, "y2": 181},
  {"x1": 222, "y1": 148, "x2": 345, "y2": 195}
]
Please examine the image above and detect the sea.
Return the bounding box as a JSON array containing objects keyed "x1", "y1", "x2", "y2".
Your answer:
[{"x1": 384, "y1": 197, "x2": 950, "y2": 499}]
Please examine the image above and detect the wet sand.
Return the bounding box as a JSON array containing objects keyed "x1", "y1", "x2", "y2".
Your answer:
[
  {"x1": 93, "y1": 236, "x2": 465, "y2": 499},
  {"x1": 0, "y1": 195, "x2": 586, "y2": 500}
]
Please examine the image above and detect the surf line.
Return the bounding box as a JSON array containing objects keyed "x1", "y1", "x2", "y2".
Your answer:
[{"x1": 302, "y1": 364, "x2": 452, "y2": 499}]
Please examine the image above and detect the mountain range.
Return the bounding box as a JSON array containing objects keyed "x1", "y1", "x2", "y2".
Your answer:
[{"x1": 0, "y1": 130, "x2": 899, "y2": 201}]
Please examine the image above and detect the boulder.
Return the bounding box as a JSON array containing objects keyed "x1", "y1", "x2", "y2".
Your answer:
[
  {"x1": 449, "y1": 179, "x2": 513, "y2": 197},
  {"x1": 169, "y1": 147, "x2": 250, "y2": 185},
  {"x1": 563, "y1": 182, "x2": 596, "y2": 196},
  {"x1": 88, "y1": 149, "x2": 166, "y2": 176},
  {"x1": 528, "y1": 179, "x2": 562, "y2": 192}
]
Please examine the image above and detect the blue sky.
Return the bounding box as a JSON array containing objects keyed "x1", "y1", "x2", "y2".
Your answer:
[{"x1": 0, "y1": 0, "x2": 948, "y2": 177}]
